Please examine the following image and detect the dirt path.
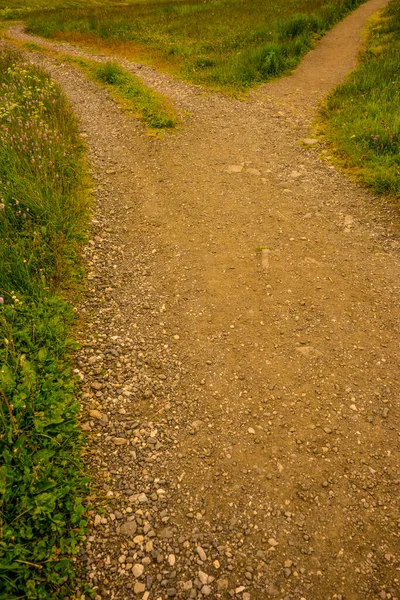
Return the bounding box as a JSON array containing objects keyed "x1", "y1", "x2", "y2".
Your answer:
[
  {"x1": 255, "y1": 0, "x2": 390, "y2": 118},
  {"x1": 7, "y1": 1, "x2": 400, "y2": 599}
]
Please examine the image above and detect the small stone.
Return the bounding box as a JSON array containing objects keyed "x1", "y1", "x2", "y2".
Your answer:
[
  {"x1": 198, "y1": 571, "x2": 209, "y2": 585},
  {"x1": 243, "y1": 594, "x2": 251, "y2": 600},
  {"x1": 344, "y1": 214, "x2": 354, "y2": 227},
  {"x1": 132, "y1": 564, "x2": 144, "y2": 578},
  {"x1": 113, "y1": 437, "x2": 128, "y2": 445},
  {"x1": 268, "y1": 538, "x2": 278, "y2": 547},
  {"x1": 201, "y1": 585, "x2": 212, "y2": 596},
  {"x1": 350, "y1": 404, "x2": 358, "y2": 412},
  {"x1": 138, "y1": 493, "x2": 148, "y2": 503},
  {"x1": 284, "y1": 568, "x2": 291, "y2": 578},
  {"x1": 133, "y1": 535, "x2": 144, "y2": 544},
  {"x1": 217, "y1": 578, "x2": 229, "y2": 591},
  {"x1": 91, "y1": 382, "x2": 103, "y2": 390},
  {"x1": 168, "y1": 554, "x2": 176, "y2": 567},
  {"x1": 197, "y1": 546, "x2": 207, "y2": 561},
  {"x1": 283, "y1": 559, "x2": 293, "y2": 568},
  {"x1": 94, "y1": 514, "x2": 102, "y2": 527},
  {"x1": 119, "y1": 521, "x2": 137, "y2": 537},
  {"x1": 191, "y1": 420, "x2": 203, "y2": 432},
  {"x1": 323, "y1": 427, "x2": 332, "y2": 434},
  {"x1": 235, "y1": 586, "x2": 246, "y2": 594},
  {"x1": 134, "y1": 582, "x2": 146, "y2": 595},
  {"x1": 303, "y1": 138, "x2": 318, "y2": 146},
  {"x1": 167, "y1": 589, "x2": 177, "y2": 597},
  {"x1": 213, "y1": 560, "x2": 220, "y2": 569},
  {"x1": 89, "y1": 409, "x2": 106, "y2": 421},
  {"x1": 183, "y1": 580, "x2": 193, "y2": 590},
  {"x1": 248, "y1": 427, "x2": 255, "y2": 434}
]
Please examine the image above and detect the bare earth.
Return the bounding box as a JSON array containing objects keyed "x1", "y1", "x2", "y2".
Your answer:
[{"x1": 7, "y1": 0, "x2": 400, "y2": 598}]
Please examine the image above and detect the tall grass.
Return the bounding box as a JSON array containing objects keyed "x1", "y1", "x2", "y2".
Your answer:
[
  {"x1": 26, "y1": 0, "x2": 369, "y2": 92},
  {"x1": 0, "y1": 45, "x2": 90, "y2": 598},
  {"x1": 321, "y1": 0, "x2": 400, "y2": 198}
]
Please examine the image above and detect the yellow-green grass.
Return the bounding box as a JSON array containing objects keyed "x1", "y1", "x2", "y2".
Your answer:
[
  {"x1": 0, "y1": 45, "x2": 90, "y2": 598},
  {"x1": 321, "y1": 0, "x2": 400, "y2": 199},
  {"x1": 26, "y1": 0, "x2": 369, "y2": 93},
  {"x1": 69, "y1": 55, "x2": 180, "y2": 133},
  {"x1": 0, "y1": 0, "x2": 97, "y2": 19}
]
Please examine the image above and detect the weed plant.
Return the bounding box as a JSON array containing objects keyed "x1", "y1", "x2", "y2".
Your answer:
[
  {"x1": 0, "y1": 45, "x2": 89, "y2": 598},
  {"x1": 322, "y1": 0, "x2": 400, "y2": 198},
  {"x1": 26, "y1": 0, "x2": 368, "y2": 92}
]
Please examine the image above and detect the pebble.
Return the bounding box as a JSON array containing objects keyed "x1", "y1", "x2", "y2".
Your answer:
[
  {"x1": 132, "y1": 564, "x2": 144, "y2": 578},
  {"x1": 168, "y1": 554, "x2": 176, "y2": 567},
  {"x1": 284, "y1": 560, "x2": 293, "y2": 568},
  {"x1": 113, "y1": 437, "x2": 128, "y2": 445},
  {"x1": 197, "y1": 546, "x2": 207, "y2": 561},
  {"x1": 198, "y1": 571, "x2": 209, "y2": 585},
  {"x1": 134, "y1": 582, "x2": 146, "y2": 595},
  {"x1": 268, "y1": 538, "x2": 279, "y2": 547},
  {"x1": 89, "y1": 409, "x2": 105, "y2": 421}
]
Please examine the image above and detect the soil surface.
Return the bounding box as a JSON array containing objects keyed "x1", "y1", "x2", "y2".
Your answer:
[{"x1": 6, "y1": 1, "x2": 400, "y2": 599}]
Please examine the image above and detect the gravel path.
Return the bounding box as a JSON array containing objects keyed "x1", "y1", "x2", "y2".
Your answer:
[{"x1": 7, "y1": 1, "x2": 400, "y2": 598}]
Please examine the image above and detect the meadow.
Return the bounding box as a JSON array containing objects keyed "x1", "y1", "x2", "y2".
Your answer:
[
  {"x1": 322, "y1": 0, "x2": 400, "y2": 198},
  {"x1": 0, "y1": 45, "x2": 89, "y2": 598},
  {"x1": 26, "y1": 0, "x2": 369, "y2": 92}
]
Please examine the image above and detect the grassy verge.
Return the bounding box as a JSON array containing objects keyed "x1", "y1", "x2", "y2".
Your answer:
[
  {"x1": 72, "y1": 57, "x2": 179, "y2": 132},
  {"x1": 26, "y1": 0, "x2": 369, "y2": 93},
  {"x1": 321, "y1": 0, "x2": 400, "y2": 199},
  {"x1": 0, "y1": 45, "x2": 90, "y2": 598}
]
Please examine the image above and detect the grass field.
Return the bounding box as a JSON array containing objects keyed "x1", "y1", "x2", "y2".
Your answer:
[
  {"x1": 322, "y1": 0, "x2": 400, "y2": 198},
  {"x1": 0, "y1": 45, "x2": 89, "y2": 598},
  {"x1": 26, "y1": 0, "x2": 368, "y2": 92}
]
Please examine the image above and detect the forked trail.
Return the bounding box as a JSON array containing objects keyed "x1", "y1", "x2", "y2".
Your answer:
[{"x1": 8, "y1": 0, "x2": 400, "y2": 598}]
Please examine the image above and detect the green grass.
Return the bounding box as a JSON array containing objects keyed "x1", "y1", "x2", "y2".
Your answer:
[
  {"x1": 0, "y1": 45, "x2": 90, "y2": 598},
  {"x1": 75, "y1": 57, "x2": 179, "y2": 131},
  {"x1": 0, "y1": 0, "x2": 99, "y2": 20},
  {"x1": 26, "y1": 0, "x2": 369, "y2": 92},
  {"x1": 321, "y1": 0, "x2": 400, "y2": 198}
]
